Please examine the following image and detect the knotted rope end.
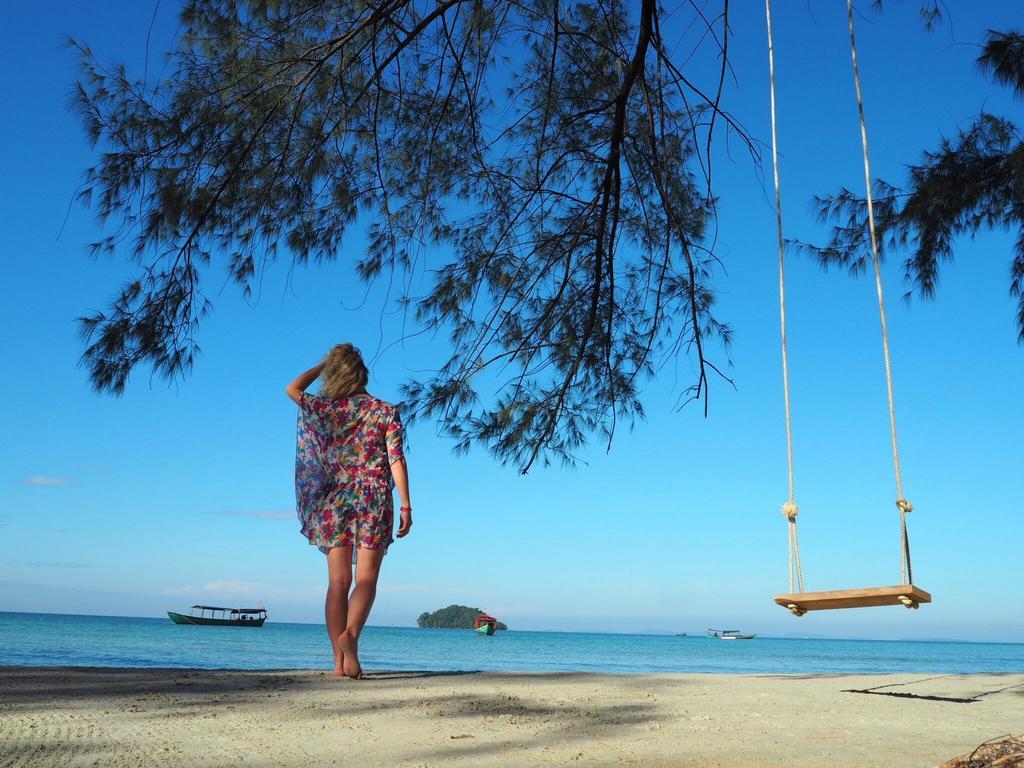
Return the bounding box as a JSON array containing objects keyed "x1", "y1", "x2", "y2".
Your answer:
[
  {"x1": 896, "y1": 498, "x2": 913, "y2": 514},
  {"x1": 781, "y1": 501, "x2": 799, "y2": 520}
]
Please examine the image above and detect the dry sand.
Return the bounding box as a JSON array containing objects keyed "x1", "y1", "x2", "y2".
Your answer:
[{"x1": 1, "y1": 666, "x2": 1021, "y2": 767}]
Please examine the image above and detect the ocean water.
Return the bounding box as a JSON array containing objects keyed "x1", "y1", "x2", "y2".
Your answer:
[{"x1": 1, "y1": 612, "x2": 1022, "y2": 675}]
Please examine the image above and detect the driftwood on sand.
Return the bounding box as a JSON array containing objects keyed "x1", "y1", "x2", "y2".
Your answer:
[{"x1": 940, "y1": 736, "x2": 1024, "y2": 768}]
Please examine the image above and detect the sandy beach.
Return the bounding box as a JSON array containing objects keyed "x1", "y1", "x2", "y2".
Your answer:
[{"x1": 1, "y1": 666, "x2": 1021, "y2": 767}]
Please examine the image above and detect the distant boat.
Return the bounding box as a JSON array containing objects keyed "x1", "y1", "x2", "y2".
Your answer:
[
  {"x1": 168, "y1": 605, "x2": 267, "y2": 627},
  {"x1": 707, "y1": 628, "x2": 756, "y2": 640},
  {"x1": 473, "y1": 612, "x2": 498, "y2": 636}
]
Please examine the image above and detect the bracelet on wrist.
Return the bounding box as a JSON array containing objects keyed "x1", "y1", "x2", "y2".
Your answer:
[{"x1": 400, "y1": 505, "x2": 412, "y2": 512}]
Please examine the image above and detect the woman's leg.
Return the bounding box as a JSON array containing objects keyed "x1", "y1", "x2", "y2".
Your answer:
[
  {"x1": 325, "y1": 546, "x2": 353, "y2": 675},
  {"x1": 337, "y1": 546, "x2": 384, "y2": 678}
]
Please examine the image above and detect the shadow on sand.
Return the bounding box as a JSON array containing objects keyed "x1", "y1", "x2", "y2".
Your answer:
[{"x1": 0, "y1": 665, "x2": 667, "y2": 765}]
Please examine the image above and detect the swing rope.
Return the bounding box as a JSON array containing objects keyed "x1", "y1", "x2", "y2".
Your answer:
[
  {"x1": 766, "y1": 0, "x2": 915, "y2": 593},
  {"x1": 764, "y1": 0, "x2": 803, "y2": 594},
  {"x1": 845, "y1": 0, "x2": 914, "y2": 586}
]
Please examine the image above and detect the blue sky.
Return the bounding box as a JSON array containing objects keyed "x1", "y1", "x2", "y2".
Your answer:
[{"x1": 1, "y1": 1, "x2": 1021, "y2": 641}]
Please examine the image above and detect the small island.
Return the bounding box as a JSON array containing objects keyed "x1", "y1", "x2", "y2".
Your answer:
[{"x1": 417, "y1": 604, "x2": 508, "y2": 631}]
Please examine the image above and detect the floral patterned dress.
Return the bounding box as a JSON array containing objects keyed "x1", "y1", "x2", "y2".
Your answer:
[{"x1": 295, "y1": 393, "x2": 404, "y2": 555}]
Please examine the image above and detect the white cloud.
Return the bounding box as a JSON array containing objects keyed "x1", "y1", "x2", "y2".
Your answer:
[
  {"x1": 203, "y1": 579, "x2": 260, "y2": 594},
  {"x1": 379, "y1": 582, "x2": 435, "y2": 595},
  {"x1": 162, "y1": 580, "x2": 321, "y2": 602},
  {"x1": 161, "y1": 585, "x2": 198, "y2": 596},
  {"x1": 20, "y1": 560, "x2": 92, "y2": 568},
  {"x1": 22, "y1": 476, "x2": 71, "y2": 487}
]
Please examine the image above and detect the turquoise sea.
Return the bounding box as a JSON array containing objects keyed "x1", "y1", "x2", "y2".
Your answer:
[{"x1": 2, "y1": 612, "x2": 1022, "y2": 675}]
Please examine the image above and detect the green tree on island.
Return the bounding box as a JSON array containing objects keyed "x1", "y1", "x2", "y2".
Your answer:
[{"x1": 417, "y1": 605, "x2": 507, "y2": 630}]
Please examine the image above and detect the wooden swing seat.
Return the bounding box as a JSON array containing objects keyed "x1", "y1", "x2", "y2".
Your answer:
[{"x1": 774, "y1": 585, "x2": 931, "y2": 616}]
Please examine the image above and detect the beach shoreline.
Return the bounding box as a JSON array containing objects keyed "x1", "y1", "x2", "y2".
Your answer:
[{"x1": 2, "y1": 666, "x2": 1021, "y2": 767}]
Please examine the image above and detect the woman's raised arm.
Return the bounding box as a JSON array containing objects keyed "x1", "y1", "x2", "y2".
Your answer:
[{"x1": 285, "y1": 362, "x2": 325, "y2": 404}]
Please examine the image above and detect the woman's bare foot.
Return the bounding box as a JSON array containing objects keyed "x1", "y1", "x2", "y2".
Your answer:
[
  {"x1": 336, "y1": 630, "x2": 363, "y2": 679},
  {"x1": 332, "y1": 644, "x2": 345, "y2": 677}
]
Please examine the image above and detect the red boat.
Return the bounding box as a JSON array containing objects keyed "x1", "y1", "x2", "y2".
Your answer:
[{"x1": 473, "y1": 613, "x2": 498, "y2": 635}]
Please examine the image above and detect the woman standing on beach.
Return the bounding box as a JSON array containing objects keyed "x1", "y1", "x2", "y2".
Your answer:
[{"x1": 286, "y1": 344, "x2": 412, "y2": 679}]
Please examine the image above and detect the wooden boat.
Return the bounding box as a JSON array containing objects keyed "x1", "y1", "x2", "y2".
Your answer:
[
  {"x1": 706, "y1": 628, "x2": 756, "y2": 640},
  {"x1": 473, "y1": 612, "x2": 498, "y2": 636},
  {"x1": 167, "y1": 605, "x2": 267, "y2": 627}
]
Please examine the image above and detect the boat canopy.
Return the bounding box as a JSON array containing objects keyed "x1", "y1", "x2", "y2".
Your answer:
[{"x1": 191, "y1": 605, "x2": 265, "y2": 613}]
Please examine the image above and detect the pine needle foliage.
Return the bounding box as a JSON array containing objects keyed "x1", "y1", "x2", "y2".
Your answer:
[
  {"x1": 797, "y1": 29, "x2": 1024, "y2": 343},
  {"x1": 72, "y1": 0, "x2": 750, "y2": 471}
]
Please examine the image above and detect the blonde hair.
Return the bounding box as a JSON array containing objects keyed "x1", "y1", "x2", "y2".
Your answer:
[{"x1": 320, "y1": 343, "x2": 369, "y2": 399}]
